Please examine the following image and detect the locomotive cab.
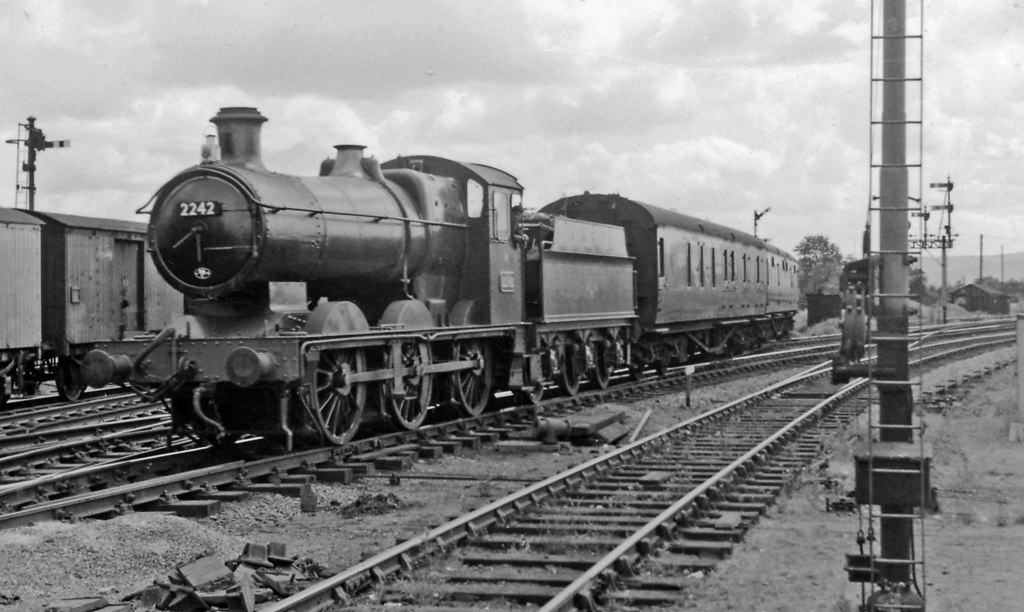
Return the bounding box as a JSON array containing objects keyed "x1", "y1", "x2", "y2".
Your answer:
[{"x1": 380, "y1": 155, "x2": 526, "y2": 328}]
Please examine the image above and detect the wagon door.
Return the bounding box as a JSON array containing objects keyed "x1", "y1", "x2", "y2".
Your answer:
[{"x1": 113, "y1": 239, "x2": 144, "y2": 336}]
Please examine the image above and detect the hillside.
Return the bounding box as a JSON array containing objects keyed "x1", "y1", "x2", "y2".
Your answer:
[{"x1": 918, "y1": 250, "x2": 1024, "y2": 286}]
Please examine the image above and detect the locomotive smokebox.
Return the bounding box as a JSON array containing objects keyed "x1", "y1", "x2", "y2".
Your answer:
[{"x1": 211, "y1": 107, "x2": 267, "y2": 170}]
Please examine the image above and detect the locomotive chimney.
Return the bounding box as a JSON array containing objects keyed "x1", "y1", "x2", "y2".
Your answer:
[
  {"x1": 330, "y1": 144, "x2": 367, "y2": 179},
  {"x1": 210, "y1": 107, "x2": 268, "y2": 170}
]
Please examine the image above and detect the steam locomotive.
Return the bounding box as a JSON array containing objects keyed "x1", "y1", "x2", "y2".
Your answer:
[{"x1": 81, "y1": 107, "x2": 798, "y2": 450}]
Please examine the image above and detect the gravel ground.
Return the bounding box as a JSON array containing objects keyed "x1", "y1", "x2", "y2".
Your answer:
[{"x1": 0, "y1": 344, "x2": 1017, "y2": 611}]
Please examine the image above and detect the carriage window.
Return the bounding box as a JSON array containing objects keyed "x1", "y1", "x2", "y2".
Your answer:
[
  {"x1": 687, "y1": 243, "x2": 692, "y2": 286},
  {"x1": 742, "y1": 254, "x2": 748, "y2": 282},
  {"x1": 699, "y1": 245, "x2": 705, "y2": 286},
  {"x1": 730, "y1": 251, "x2": 736, "y2": 281},
  {"x1": 491, "y1": 190, "x2": 510, "y2": 240},
  {"x1": 756, "y1": 256, "x2": 761, "y2": 283},
  {"x1": 467, "y1": 180, "x2": 484, "y2": 218},
  {"x1": 711, "y1": 248, "x2": 716, "y2": 287},
  {"x1": 658, "y1": 238, "x2": 665, "y2": 278}
]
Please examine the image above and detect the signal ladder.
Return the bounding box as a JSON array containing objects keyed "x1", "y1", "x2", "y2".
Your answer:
[{"x1": 7, "y1": 121, "x2": 29, "y2": 209}]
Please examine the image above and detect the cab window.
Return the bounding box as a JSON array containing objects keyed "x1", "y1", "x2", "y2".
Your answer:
[
  {"x1": 467, "y1": 180, "x2": 484, "y2": 218},
  {"x1": 491, "y1": 190, "x2": 510, "y2": 240},
  {"x1": 658, "y1": 238, "x2": 665, "y2": 277}
]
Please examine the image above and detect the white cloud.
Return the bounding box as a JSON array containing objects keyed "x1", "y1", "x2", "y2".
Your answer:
[
  {"x1": 775, "y1": 1, "x2": 829, "y2": 36},
  {"x1": 0, "y1": 1, "x2": 1021, "y2": 262}
]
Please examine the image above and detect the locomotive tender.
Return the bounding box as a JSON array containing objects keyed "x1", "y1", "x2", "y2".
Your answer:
[{"x1": 81, "y1": 107, "x2": 797, "y2": 449}]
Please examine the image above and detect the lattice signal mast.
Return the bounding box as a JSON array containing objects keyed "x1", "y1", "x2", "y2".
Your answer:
[
  {"x1": 911, "y1": 179, "x2": 956, "y2": 323},
  {"x1": 4, "y1": 116, "x2": 69, "y2": 211}
]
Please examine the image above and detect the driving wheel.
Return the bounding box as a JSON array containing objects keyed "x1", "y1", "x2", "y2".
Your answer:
[
  {"x1": 306, "y1": 349, "x2": 366, "y2": 445},
  {"x1": 382, "y1": 342, "x2": 433, "y2": 430}
]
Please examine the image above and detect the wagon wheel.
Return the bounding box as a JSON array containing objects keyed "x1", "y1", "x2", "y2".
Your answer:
[
  {"x1": 56, "y1": 356, "x2": 85, "y2": 402},
  {"x1": 555, "y1": 338, "x2": 585, "y2": 397},
  {"x1": 306, "y1": 349, "x2": 366, "y2": 445},
  {"x1": 382, "y1": 342, "x2": 433, "y2": 430},
  {"x1": 451, "y1": 340, "x2": 492, "y2": 417},
  {"x1": 589, "y1": 340, "x2": 613, "y2": 390}
]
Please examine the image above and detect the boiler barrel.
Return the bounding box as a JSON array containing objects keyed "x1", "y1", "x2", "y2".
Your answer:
[{"x1": 149, "y1": 167, "x2": 427, "y2": 299}]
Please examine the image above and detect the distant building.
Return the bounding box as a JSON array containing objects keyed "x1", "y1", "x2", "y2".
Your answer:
[{"x1": 949, "y1": 283, "x2": 1010, "y2": 315}]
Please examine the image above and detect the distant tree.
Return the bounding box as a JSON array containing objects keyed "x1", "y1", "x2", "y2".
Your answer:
[
  {"x1": 910, "y1": 268, "x2": 935, "y2": 304},
  {"x1": 977, "y1": 276, "x2": 1004, "y2": 291},
  {"x1": 795, "y1": 234, "x2": 844, "y2": 308},
  {"x1": 1003, "y1": 279, "x2": 1024, "y2": 295}
]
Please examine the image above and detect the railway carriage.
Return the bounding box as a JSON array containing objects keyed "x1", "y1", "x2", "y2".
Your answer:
[
  {"x1": 540, "y1": 194, "x2": 798, "y2": 368},
  {"x1": 80, "y1": 106, "x2": 796, "y2": 451}
]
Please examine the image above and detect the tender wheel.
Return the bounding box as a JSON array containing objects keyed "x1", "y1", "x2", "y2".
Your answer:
[
  {"x1": 590, "y1": 340, "x2": 612, "y2": 390},
  {"x1": 382, "y1": 342, "x2": 433, "y2": 430},
  {"x1": 306, "y1": 349, "x2": 366, "y2": 445},
  {"x1": 56, "y1": 356, "x2": 85, "y2": 401},
  {"x1": 451, "y1": 340, "x2": 492, "y2": 417},
  {"x1": 556, "y1": 338, "x2": 584, "y2": 396}
]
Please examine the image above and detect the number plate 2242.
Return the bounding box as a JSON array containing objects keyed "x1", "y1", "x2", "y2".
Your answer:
[{"x1": 178, "y1": 201, "x2": 222, "y2": 217}]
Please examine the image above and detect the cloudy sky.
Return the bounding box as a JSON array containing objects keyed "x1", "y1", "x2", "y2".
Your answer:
[{"x1": 0, "y1": 1, "x2": 1020, "y2": 262}]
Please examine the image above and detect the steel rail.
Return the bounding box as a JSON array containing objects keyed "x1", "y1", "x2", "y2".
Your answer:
[
  {"x1": 0, "y1": 415, "x2": 169, "y2": 456},
  {"x1": 0, "y1": 393, "x2": 144, "y2": 430},
  {"x1": 0, "y1": 402, "x2": 539, "y2": 528},
  {"x1": 0, "y1": 425, "x2": 188, "y2": 496}
]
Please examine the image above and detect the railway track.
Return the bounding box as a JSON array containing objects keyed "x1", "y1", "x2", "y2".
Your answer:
[
  {"x1": 0, "y1": 339, "x2": 841, "y2": 515},
  {"x1": 0, "y1": 392, "x2": 162, "y2": 450},
  {"x1": 251, "y1": 334, "x2": 1011, "y2": 611},
  {"x1": 0, "y1": 323, "x2": 1009, "y2": 527}
]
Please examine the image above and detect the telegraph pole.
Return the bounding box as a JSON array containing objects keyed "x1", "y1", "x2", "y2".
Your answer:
[
  {"x1": 978, "y1": 234, "x2": 983, "y2": 282},
  {"x1": 4, "y1": 116, "x2": 69, "y2": 210}
]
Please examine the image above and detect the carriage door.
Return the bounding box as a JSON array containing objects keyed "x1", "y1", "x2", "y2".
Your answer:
[{"x1": 113, "y1": 240, "x2": 144, "y2": 337}]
